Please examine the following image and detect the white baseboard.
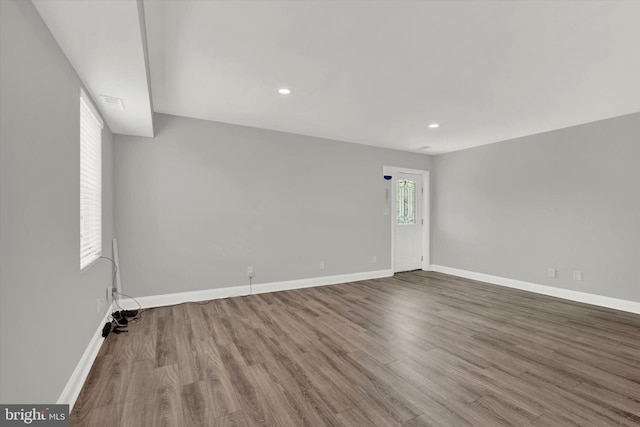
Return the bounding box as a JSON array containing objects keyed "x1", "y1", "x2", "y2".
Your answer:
[
  {"x1": 116, "y1": 285, "x2": 252, "y2": 309},
  {"x1": 251, "y1": 269, "x2": 393, "y2": 295},
  {"x1": 430, "y1": 264, "x2": 640, "y2": 315},
  {"x1": 114, "y1": 269, "x2": 393, "y2": 310},
  {"x1": 57, "y1": 303, "x2": 113, "y2": 410}
]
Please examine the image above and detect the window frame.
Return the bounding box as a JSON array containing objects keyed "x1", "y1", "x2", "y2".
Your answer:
[{"x1": 396, "y1": 179, "x2": 417, "y2": 225}]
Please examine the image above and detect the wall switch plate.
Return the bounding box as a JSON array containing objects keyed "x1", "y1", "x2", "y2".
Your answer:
[
  {"x1": 372, "y1": 255, "x2": 377, "y2": 263},
  {"x1": 548, "y1": 268, "x2": 556, "y2": 278},
  {"x1": 573, "y1": 270, "x2": 582, "y2": 281}
]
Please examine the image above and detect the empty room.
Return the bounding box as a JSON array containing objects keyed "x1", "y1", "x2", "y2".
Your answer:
[{"x1": 1, "y1": 0, "x2": 639, "y2": 426}]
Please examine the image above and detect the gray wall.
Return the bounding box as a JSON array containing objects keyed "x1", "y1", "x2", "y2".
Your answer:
[
  {"x1": 0, "y1": 0, "x2": 115, "y2": 403},
  {"x1": 432, "y1": 113, "x2": 640, "y2": 302},
  {"x1": 114, "y1": 114, "x2": 431, "y2": 297}
]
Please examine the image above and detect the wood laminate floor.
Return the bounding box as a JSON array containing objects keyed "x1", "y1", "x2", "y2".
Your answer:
[{"x1": 71, "y1": 271, "x2": 640, "y2": 426}]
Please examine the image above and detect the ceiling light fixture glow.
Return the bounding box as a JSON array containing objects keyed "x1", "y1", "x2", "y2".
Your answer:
[
  {"x1": 428, "y1": 123, "x2": 440, "y2": 128},
  {"x1": 278, "y1": 88, "x2": 292, "y2": 95}
]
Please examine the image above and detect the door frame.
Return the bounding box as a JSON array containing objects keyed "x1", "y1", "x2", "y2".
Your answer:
[{"x1": 386, "y1": 166, "x2": 430, "y2": 273}]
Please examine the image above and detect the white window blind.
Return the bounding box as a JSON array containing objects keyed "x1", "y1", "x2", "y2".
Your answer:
[{"x1": 80, "y1": 91, "x2": 104, "y2": 270}]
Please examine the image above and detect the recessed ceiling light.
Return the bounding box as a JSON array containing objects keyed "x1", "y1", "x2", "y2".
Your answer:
[
  {"x1": 428, "y1": 123, "x2": 440, "y2": 128},
  {"x1": 278, "y1": 88, "x2": 292, "y2": 95}
]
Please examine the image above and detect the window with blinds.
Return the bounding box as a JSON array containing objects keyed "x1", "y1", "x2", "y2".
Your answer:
[{"x1": 80, "y1": 90, "x2": 104, "y2": 270}]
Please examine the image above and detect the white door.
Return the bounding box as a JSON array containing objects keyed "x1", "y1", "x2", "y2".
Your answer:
[{"x1": 393, "y1": 172, "x2": 423, "y2": 272}]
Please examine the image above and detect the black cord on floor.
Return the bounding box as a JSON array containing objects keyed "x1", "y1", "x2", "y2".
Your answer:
[
  {"x1": 98, "y1": 256, "x2": 144, "y2": 325},
  {"x1": 112, "y1": 289, "x2": 143, "y2": 323}
]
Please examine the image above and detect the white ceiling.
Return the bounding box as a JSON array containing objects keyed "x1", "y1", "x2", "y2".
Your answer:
[
  {"x1": 34, "y1": 1, "x2": 640, "y2": 154},
  {"x1": 32, "y1": 0, "x2": 154, "y2": 137}
]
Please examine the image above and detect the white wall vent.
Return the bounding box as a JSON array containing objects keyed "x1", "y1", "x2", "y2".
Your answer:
[{"x1": 99, "y1": 95, "x2": 125, "y2": 111}]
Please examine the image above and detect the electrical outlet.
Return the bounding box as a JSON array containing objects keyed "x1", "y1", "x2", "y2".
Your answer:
[
  {"x1": 319, "y1": 260, "x2": 326, "y2": 269},
  {"x1": 372, "y1": 255, "x2": 377, "y2": 264},
  {"x1": 573, "y1": 270, "x2": 582, "y2": 281},
  {"x1": 547, "y1": 268, "x2": 556, "y2": 278},
  {"x1": 247, "y1": 266, "x2": 255, "y2": 278}
]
